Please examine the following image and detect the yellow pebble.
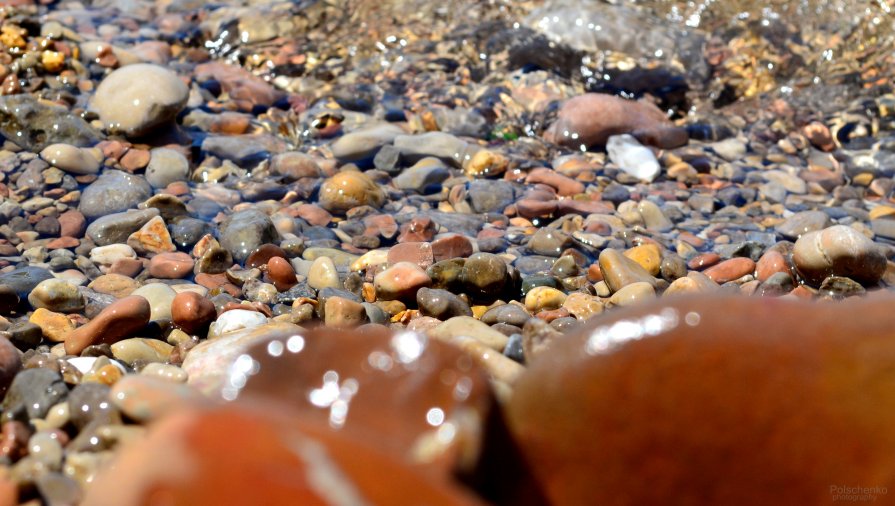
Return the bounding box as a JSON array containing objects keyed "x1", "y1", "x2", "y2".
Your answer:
[
  {"x1": 41, "y1": 50, "x2": 65, "y2": 73},
  {"x1": 624, "y1": 244, "x2": 662, "y2": 276},
  {"x1": 29, "y1": 308, "x2": 75, "y2": 343},
  {"x1": 525, "y1": 286, "x2": 567, "y2": 313}
]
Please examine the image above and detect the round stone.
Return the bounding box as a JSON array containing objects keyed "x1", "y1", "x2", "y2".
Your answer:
[
  {"x1": 145, "y1": 148, "x2": 190, "y2": 188},
  {"x1": 460, "y1": 253, "x2": 507, "y2": 302},
  {"x1": 374, "y1": 262, "x2": 432, "y2": 302},
  {"x1": 319, "y1": 171, "x2": 385, "y2": 213},
  {"x1": 27, "y1": 279, "x2": 84, "y2": 313},
  {"x1": 792, "y1": 225, "x2": 886, "y2": 286},
  {"x1": 148, "y1": 252, "x2": 194, "y2": 279},
  {"x1": 91, "y1": 63, "x2": 189, "y2": 137},
  {"x1": 39, "y1": 144, "x2": 102, "y2": 175},
  {"x1": 171, "y1": 291, "x2": 216, "y2": 335}
]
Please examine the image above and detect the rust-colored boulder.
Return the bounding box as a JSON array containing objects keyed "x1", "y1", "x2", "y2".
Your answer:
[
  {"x1": 543, "y1": 93, "x2": 688, "y2": 150},
  {"x1": 506, "y1": 294, "x2": 895, "y2": 505},
  {"x1": 233, "y1": 326, "x2": 494, "y2": 475},
  {"x1": 83, "y1": 400, "x2": 484, "y2": 506}
]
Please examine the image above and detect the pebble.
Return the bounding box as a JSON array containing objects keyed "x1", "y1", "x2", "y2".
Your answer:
[
  {"x1": 544, "y1": 93, "x2": 686, "y2": 149},
  {"x1": 148, "y1": 252, "x2": 194, "y2": 279},
  {"x1": 608, "y1": 281, "x2": 656, "y2": 307},
  {"x1": 481, "y1": 304, "x2": 531, "y2": 327},
  {"x1": 29, "y1": 308, "x2": 75, "y2": 342},
  {"x1": 460, "y1": 253, "x2": 507, "y2": 302},
  {"x1": 792, "y1": 225, "x2": 886, "y2": 286},
  {"x1": 171, "y1": 291, "x2": 216, "y2": 335},
  {"x1": 91, "y1": 64, "x2": 189, "y2": 136},
  {"x1": 0, "y1": 337, "x2": 20, "y2": 397},
  {"x1": 267, "y1": 257, "x2": 297, "y2": 292},
  {"x1": 27, "y1": 278, "x2": 84, "y2": 313},
  {"x1": 145, "y1": 148, "x2": 190, "y2": 188},
  {"x1": 182, "y1": 322, "x2": 303, "y2": 396},
  {"x1": 79, "y1": 170, "x2": 152, "y2": 220},
  {"x1": 208, "y1": 309, "x2": 269, "y2": 338},
  {"x1": 664, "y1": 271, "x2": 720, "y2": 296},
  {"x1": 416, "y1": 287, "x2": 473, "y2": 319},
  {"x1": 130, "y1": 283, "x2": 176, "y2": 321},
  {"x1": 0, "y1": 95, "x2": 102, "y2": 151},
  {"x1": 606, "y1": 134, "x2": 661, "y2": 182},
  {"x1": 2, "y1": 369, "x2": 68, "y2": 420},
  {"x1": 319, "y1": 170, "x2": 386, "y2": 213},
  {"x1": 776, "y1": 210, "x2": 832, "y2": 240},
  {"x1": 429, "y1": 316, "x2": 508, "y2": 351},
  {"x1": 524, "y1": 286, "x2": 567, "y2": 313},
  {"x1": 110, "y1": 375, "x2": 207, "y2": 424},
  {"x1": 86, "y1": 208, "x2": 160, "y2": 246},
  {"x1": 127, "y1": 216, "x2": 176, "y2": 254},
  {"x1": 219, "y1": 209, "x2": 281, "y2": 264},
  {"x1": 330, "y1": 123, "x2": 405, "y2": 163},
  {"x1": 140, "y1": 363, "x2": 188, "y2": 383},
  {"x1": 307, "y1": 256, "x2": 341, "y2": 290},
  {"x1": 562, "y1": 292, "x2": 604, "y2": 320},
  {"x1": 598, "y1": 248, "x2": 656, "y2": 293},
  {"x1": 111, "y1": 338, "x2": 173, "y2": 365},
  {"x1": 39, "y1": 144, "x2": 103, "y2": 175},
  {"x1": 323, "y1": 296, "x2": 368, "y2": 329},
  {"x1": 756, "y1": 250, "x2": 790, "y2": 282},
  {"x1": 528, "y1": 228, "x2": 571, "y2": 256},
  {"x1": 374, "y1": 262, "x2": 432, "y2": 302},
  {"x1": 624, "y1": 244, "x2": 662, "y2": 276},
  {"x1": 64, "y1": 295, "x2": 151, "y2": 356},
  {"x1": 67, "y1": 383, "x2": 118, "y2": 430},
  {"x1": 703, "y1": 257, "x2": 756, "y2": 284}
]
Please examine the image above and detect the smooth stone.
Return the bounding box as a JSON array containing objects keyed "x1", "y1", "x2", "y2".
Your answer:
[
  {"x1": 208, "y1": 310, "x2": 268, "y2": 338},
  {"x1": 608, "y1": 281, "x2": 656, "y2": 307},
  {"x1": 467, "y1": 180, "x2": 515, "y2": 214},
  {"x1": 606, "y1": 134, "x2": 661, "y2": 182},
  {"x1": 545, "y1": 93, "x2": 685, "y2": 149},
  {"x1": 65, "y1": 357, "x2": 127, "y2": 376},
  {"x1": 525, "y1": 286, "x2": 567, "y2": 313},
  {"x1": 267, "y1": 257, "x2": 297, "y2": 292},
  {"x1": 40, "y1": 144, "x2": 102, "y2": 175},
  {"x1": 89, "y1": 244, "x2": 138, "y2": 266},
  {"x1": 598, "y1": 249, "x2": 656, "y2": 293},
  {"x1": 393, "y1": 157, "x2": 451, "y2": 192},
  {"x1": 528, "y1": 228, "x2": 571, "y2": 257},
  {"x1": 562, "y1": 292, "x2": 604, "y2": 320},
  {"x1": 88, "y1": 274, "x2": 139, "y2": 299},
  {"x1": 461, "y1": 253, "x2": 507, "y2": 302},
  {"x1": 28, "y1": 278, "x2": 84, "y2": 313},
  {"x1": 792, "y1": 225, "x2": 886, "y2": 286},
  {"x1": 394, "y1": 132, "x2": 476, "y2": 167},
  {"x1": 664, "y1": 271, "x2": 721, "y2": 296},
  {"x1": 145, "y1": 148, "x2": 190, "y2": 188},
  {"x1": 703, "y1": 257, "x2": 756, "y2": 284},
  {"x1": 219, "y1": 209, "x2": 281, "y2": 264},
  {"x1": 29, "y1": 308, "x2": 75, "y2": 342},
  {"x1": 28, "y1": 432, "x2": 64, "y2": 468},
  {"x1": 110, "y1": 375, "x2": 208, "y2": 424},
  {"x1": 330, "y1": 123, "x2": 405, "y2": 163},
  {"x1": 755, "y1": 250, "x2": 790, "y2": 282},
  {"x1": 170, "y1": 291, "x2": 216, "y2": 335},
  {"x1": 0, "y1": 337, "x2": 19, "y2": 397},
  {"x1": 758, "y1": 271, "x2": 796, "y2": 297},
  {"x1": 2, "y1": 369, "x2": 68, "y2": 420},
  {"x1": 67, "y1": 383, "x2": 118, "y2": 430},
  {"x1": 64, "y1": 296, "x2": 151, "y2": 356},
  {"x1": 130, "y1": 283, "x2": 176, "y2": 321},
  {"x1": 307, "y1": 256, "x2": 340, "y2": 290},
  {"x1": 374, "y1": 262, "x2": 432, "y2": 302},
  {"x1": 148, "y1": 252, "x2": 194, "y2": 279},
  {"x1": 126, "y1": 216, "x2": 176, "y2": 254},
  {"x1": 319, "y1": 170, "x2": 386, "y2": 213},
  {"x1": 86, "y1": 208, "x2": 160, "y2": 246},
  {"x1": 481, "y1": 304, "x2": 531, "y2": 327},
  {"x1": 387, "y1": 242, "x2": 434, "y2": 268},
  {"x1": 0, "y1": 266, "x2": 54, "y2": 299},
  {"x1": 111, "y1": 338, "x2": 174, "y2": 366},
  {"x1": 636, "y1": 200, "x2": 673, "y2": 232},
  {"x1": 624, "y1": 244, "x2": 662, "y2": 276},
  {"x1": 140, "y1": 363, "x2": 188, "y2": 383},
  {"x1": 323, "y1": 296, "x2": 368, "y2": 329},
  {"x1": 182, "y1": 322, "x2": 304, "y2": 396},
  {"x1": 416, "y1": 287, "x2": 473, "y2": 319},
  {"x1": 79, "y1": 171, "x2": 152, "y2": 220},
  {"x1": 506, "y1": 294, "x2": 895, "y2": 505},
  {"x1": 776, "y1": 210, "x2": 832, "y2": 240},
  {"x1": 91, "y1": 64, "x2": 188, "y2": 136},
  {"x1": 0, "y1": 94, "x2": 102, "y2": 151},
  {"x1": 270, "y1": 152, "x2": 322, "y2": 180},
  {"x1": 429, "y1": 316, "x2": 508, "y2": 352}
]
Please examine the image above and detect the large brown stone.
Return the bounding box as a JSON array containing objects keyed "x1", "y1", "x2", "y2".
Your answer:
[
  {"x1": 506, "y1": 294, "x2": 895, "y2": 505},
  {"x1": 64, "y1": 295, "x2": 151, "y2": 355}
]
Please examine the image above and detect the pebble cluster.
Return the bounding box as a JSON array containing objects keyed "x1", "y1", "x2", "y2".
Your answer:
[{"x1": 0, "y1": 0, "x2": 892, "y2": 504}]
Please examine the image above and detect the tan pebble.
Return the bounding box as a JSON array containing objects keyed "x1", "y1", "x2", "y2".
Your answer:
[{"x1": 29, "y1": 308, "x2": 75, "y2": 343}]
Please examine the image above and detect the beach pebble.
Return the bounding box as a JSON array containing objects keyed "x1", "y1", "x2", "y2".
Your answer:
[
  {"x1": 39, "y1": 144, "x2": 103, "y2": 175},
  {"x1": 792, "y1": 225, "x2": 886, "y2": 286},
  {"x1": 130, "y1": 283, "x2": 176, "y2": 321},
  {"x1": 79, "y1": 171, "x2": 152, "y2": 220},
  {"x1": 208, "y1": 309, "x2": 268, "y2": 338},
  {"x1": 64, "y1": 295, "x2": 151, "y2": 356},
  {"x1": 374, "y1": 262, "x2": 432, "y2": 302},
  {"x1": 171, "y1": 291, "x2": 216, "y2": 335},
  {"x1": 91, "y1": 63, "x2": 189, "y2": 136},
  {"x1": 28, "y1": 279, "x2": 84, "y2": 313},
  {"x1": 145, "y1": 148, "x2": 190, "y2": 188},
  {"x1": 319, "y1": 171, "x2": 386, "y2": 213},
  {"x1": 606, "y1": 134, "x2": 661, "y2": 182}
]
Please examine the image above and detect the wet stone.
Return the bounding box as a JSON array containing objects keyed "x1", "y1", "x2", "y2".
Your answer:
[
  {"x1": 219, "y1": 210, "x2": 281, "y2": 264},
  {"x1": 79, "y1": 171, "x2": 152, "y2": 220},
  {"x1": 3, "y1": 369, "x2": 68, "y2": 421}
]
